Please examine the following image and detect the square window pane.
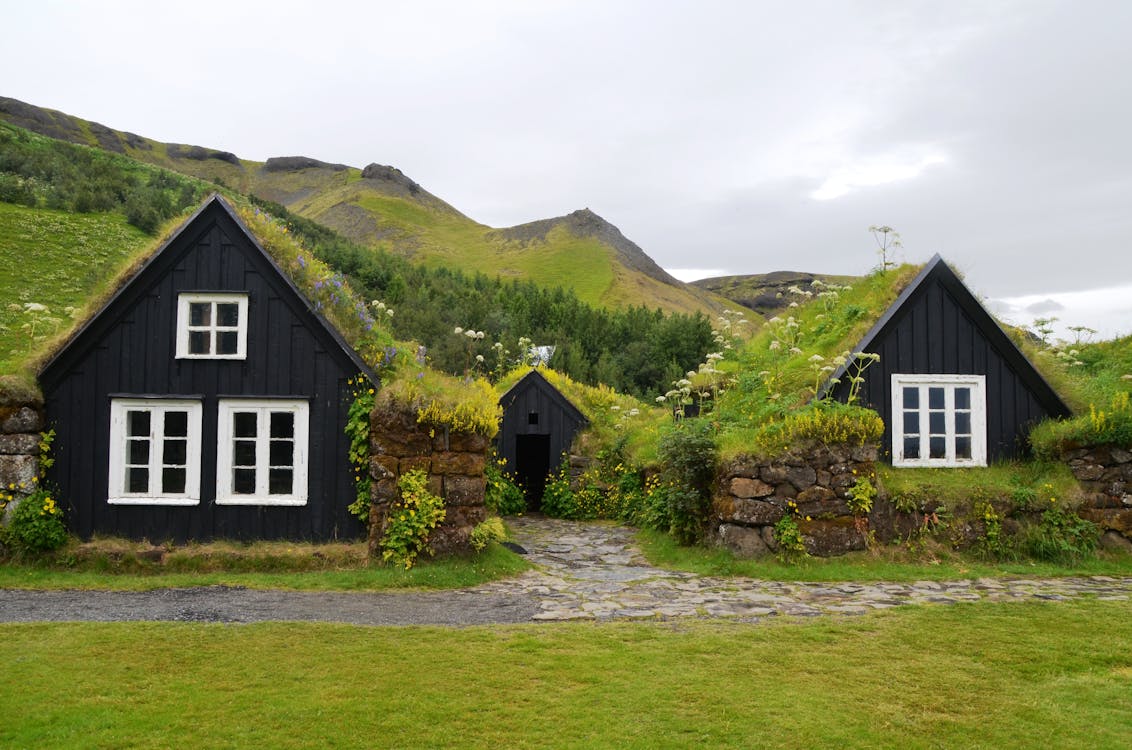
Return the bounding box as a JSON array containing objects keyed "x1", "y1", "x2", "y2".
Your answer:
[
  {"x1": 929, "y1": 412, "x2": 946, "y2": 434},
  {"x1": 929, "y1": 436, "x2": 946, "y2": 459},
  {"x1": 234, "y1": 468, "x2": 256, "y2": 494},
  {"x1": 270, "y1": 412, "x2": 294, "y2": 439},
  {"x1": 216, "y1": 303, "x2": 239, "y2": 327},
  {"x1": 216, "y1": 331, "x2": 238, "y2": 355},
  {"x1": 127, "y1": 410, "x2": 150, "y2": 437},
  {"x1": 904, "y1": 412, "x2": 919, "y2": 434},
  {"x1": 162, "y1": 467, "x2": 186, "y2": 494},
  {"x1": 164, "y1": 411, "x2": 188, "y2": 437},
  {"x1": 956, "y1": 437, "x2": 972, "y2": 460},
  {"x1": 903, "y1": 437, "x2": 920, "y2": 459},
  {"x1": 128, "y1": 439, "x2": 150, "y2": 465},
  {"x1": 269, "y1": 468, "x2": 293, "y2": 495},
  {"x1": 128, "y1": 467, "x2": 149, "y2": 493},
  {"x1": 189, "y1": 331, "x2": 210, "y2": 354},
  {"x1": 955, "y1": 387, "x2": 971, "y2": 410},
  {"x1": 189, "y1": 302, "x2": 211, "y2": 326},
  {"x1": 902, "y1": 387, "x2": 918, "y2": 409},
  {"x1": 234, "y1": 412, "x2": 257, "y2": 438},
  {"x1": 163, "y1": 439, "x2": 187, "y2": 465},
  {"x1": 234, "y1": 439, "x2": 257, "y2": 467},
  {"x1": 955, "y1": 412, "x2": 971, "y2": 434},
  {"x1": 269, "y1": 439, "x2": 293, "y2": 466},
  {"x1": 929, "y1": 387, "x2": 945, "y2": 409}
]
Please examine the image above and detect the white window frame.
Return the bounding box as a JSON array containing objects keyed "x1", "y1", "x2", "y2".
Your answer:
[
  {"x1": 216, "y1": 399, "x2": 309, "y2": 506},
  {"x1": 891, "y1": 374, "x2": 987, "y2": 468},
  {"x1": 108, "y1": 399, "x2": 203, "y2": 505},
  {"x1": 175, "y1": 293, "x2": 248, "y2": 359}
]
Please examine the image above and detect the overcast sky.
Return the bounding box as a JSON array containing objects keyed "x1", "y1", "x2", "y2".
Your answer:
[{"x1": 5, "y1": 0, "x2": 1130, "y2": 339}]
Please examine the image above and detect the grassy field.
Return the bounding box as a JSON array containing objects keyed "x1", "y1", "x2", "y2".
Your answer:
[
  {"x1": 2, "y1": 599, "x2": 1129, "y2": 748},
  {"x1": 638, "y1": 528, "x2": 1132, "y2": 581},
  {"x1": 0, "y1": 202, "x2": 152, "y2": 373},
  {"x1": 0, "y1": 542, "x2": 529, "y2": 592}
]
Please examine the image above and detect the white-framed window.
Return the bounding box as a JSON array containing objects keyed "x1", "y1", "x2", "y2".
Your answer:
[
  {"x1": 108, "y1": 399, "x2": 203, "y2": 504},
  {"x1": 891, "y1": 374, "x2": 987, "y2": 468},
  {"x1": 216, "y1": 399, "x2": 309, "y2": 505},
  {"x1": 175, "y1": 293, "x2": 248, "y2": 359}
]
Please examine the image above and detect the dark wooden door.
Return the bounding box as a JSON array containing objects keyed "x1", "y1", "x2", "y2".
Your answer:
[{"x1": 515, "y1": 434, "x2": 551, "y2": 510}]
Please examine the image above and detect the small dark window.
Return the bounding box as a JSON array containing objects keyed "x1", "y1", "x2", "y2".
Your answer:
[{"x1": 528, "y1": 412, "x2": 539, "y2": 425}]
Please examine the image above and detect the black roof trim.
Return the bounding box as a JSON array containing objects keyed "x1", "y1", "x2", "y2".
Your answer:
[
  {"x1": 499, "y1": 369, "x2": 589, "y2": 425},
  {"x1": 820, "y1": 254, "x2": 1071, "y2": 417},
  {"x1": 39, "y1": 194, "x2": 377, "y2": 387}
]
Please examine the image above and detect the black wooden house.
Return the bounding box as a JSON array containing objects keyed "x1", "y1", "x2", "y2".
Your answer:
[
  {"x1": 824, "y1": 255, "x2": 1071, "y2": 466},
  {"x1": 39, "y1": 195, "x2": 375, "y2": 541},
  {"x1": 498, "y1": 369, "x2": 588, "y2": 508}
]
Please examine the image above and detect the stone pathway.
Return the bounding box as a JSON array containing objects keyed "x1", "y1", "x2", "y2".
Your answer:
[{"x1": 482, "y1": 515, "x2": 1132, "y2": 622}]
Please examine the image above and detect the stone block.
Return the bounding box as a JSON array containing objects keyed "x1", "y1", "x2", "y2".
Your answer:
[
  {"x1": 443, "y1": 474, "x2": 486, "y2": 506},
  {"x1": 785, "y1": 465, "x2": 817, "y2": 491},
  {"x1": 1099, "y1": 530, "x2": 1132, "y2": 553},
  {"x1": 722, "y1": 460, "x2": 762, "y2": 480},
  {"x1": 399, "y1": 456, "x2": 431, "y2": 475},
  {"x1": 370, "y1": 455, "x2": 398, "y2": 480},
  {"x1": 1111, "y1": 448, "x2": 1132, "y2": 464},
  {"x1": 1073, "y1": 463, "x2": 1105, "y2": 482},
  {"x1": 1079, "y1": 507, "x2": 1132, "y2": 534},
  {"x1": 372, "y1": 476, "x2": 398, "y2": 503},
  {"x1": 433, "y1": 451, "x2": 485, "y2": 477},
  {"x1": 774, "y1": 483, "x2": 797, "y2": 500},
  {"x1": 717, "y1": 523, "x2": 771, "y2": 558},
  {"x1": 830, "y1": 471, "x2": 856, "y2": 489},
  {"x1": 0, "y1": 407, "x2": 42, "y2": 434},
  {"x1": 799, "y1": 517, "x2": 867, "y2": 556},
  {"x1": 795, "y1": 486, "x2": 850, "y2": 518},
  {"x1": 445, "y1": 504, "x2": 487, "y2": 528},
  {"x1": 0, "y1": 434, "x2": 38, "y2": 455},
  {"x1": 448, "y1": 431, "x2": 490, "y2": 453},
  {"x1": 426, "y1": 524, "x2": 473, "y2": 556},
  {"x1": 719, "y1": 497, "x2": 784, "y2": 526},
  {"x1": 730, "y1": 476, "x2": 774, "y2": 499},
  {"x1": 761, "y1": 464, "x2": 789, "y2": 484},
  {"x1": 850, "y1": 445, "x2": 878, "y2": 462},
  {"x1": 760, "y1": 525, "x2": 779, "y2": 551},
  {"x1": 373, "y1": 431, "x2": 432, "y2": 458},
  {"x1": 0, "y1": 454, "x2": 37, "y2": 488}
]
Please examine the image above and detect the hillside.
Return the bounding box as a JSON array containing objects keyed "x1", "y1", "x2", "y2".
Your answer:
[
  {"x1": 692, "y1": 270, "x2": 859, "y2": 317},
  {"x1": 0, "y1": 96, "x2": 730, "y2": 317}
]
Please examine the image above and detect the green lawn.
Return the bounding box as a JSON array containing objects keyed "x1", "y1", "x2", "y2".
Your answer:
[
  {"x1": 2, "y1": 600, "x2": 1130, "y2": 748},
  {"x1": 0, "y1": 202, "x2": 151, "y2": 373},
  {"x1": 638, "y1": 528, "x2": 1132, "y2": 581}
]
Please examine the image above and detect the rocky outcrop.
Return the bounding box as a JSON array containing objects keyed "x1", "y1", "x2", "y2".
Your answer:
[
  {"x1": 263, "y1": 156, "x2": 349, "y2": 172},
  {"x1": 361, "y1": 163, "x2": 421, "y2": 195}
]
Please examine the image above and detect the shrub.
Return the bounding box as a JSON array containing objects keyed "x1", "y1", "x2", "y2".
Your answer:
[
  {"x1": 1021, "y1": 503, "x2": 1098, "y2": 562},
  {"x1": 540, "y1": 463, "x2": 578, "y2": 519},
  {"x1": 470, "y1": 517, "x2": 506, "y2": 552},
  {"x1": 3, "y1": 488, "x2": 68, "y2": 554},
  {"x1": 1031, "y1": 391, "x2": 1132, "y2": 459},
  {"x1": 656, "y1": 421, "x2": 718, "y2": 545},
  {"x1": 380, "y1": 469, "x2": 446, "y2": 569},
  {"x1": 847, "y1": 475, "x2": 877, "y2": 516},
  {"x1": 484, "y1": 452, "x2": 526, "y2": 516},
  {"x1": 773, "y1": 516, "x2": 807, "y2": 562}
]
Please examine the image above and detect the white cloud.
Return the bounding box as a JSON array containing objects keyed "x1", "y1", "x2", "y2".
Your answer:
[
  {"x1": 666, "y1": 268, "x2": 732, "y2": 283},
  {"x1": 991, "y1": 284, "x2": 1132, "y2": 342},
  {"x1": 811, "y1": 153, "x2": 948, "y2": 201}
]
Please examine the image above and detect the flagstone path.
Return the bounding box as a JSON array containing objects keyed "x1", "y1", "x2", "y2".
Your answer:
[{"x1": 1, "y1": 515, "x2": 1129, "y2": 626}]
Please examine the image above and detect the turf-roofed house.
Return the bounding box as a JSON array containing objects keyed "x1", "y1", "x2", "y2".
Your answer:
[
  {"x1": 39, "y1": 195, "x2": 376, "y2": 541},
  {"x1": 498, "y1": 368, "x2": 588, "y2": 509},
  {"x1": 823, "y1": 254, "x2": 1071, "y2": 466}
]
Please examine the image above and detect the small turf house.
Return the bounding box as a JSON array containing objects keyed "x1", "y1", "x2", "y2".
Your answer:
[
  {"x1": 39, "y1": 195, "x2": 375, "y2": 541},
  {"x1": 498, "y1": 369, "x2": 588, "y2": 508},
  {"x1": 824, "y1": 255, "x2": 1071, "y2": 466}
]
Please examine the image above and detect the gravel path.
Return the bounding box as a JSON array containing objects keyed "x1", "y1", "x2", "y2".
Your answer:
[{"x1": 1, "y1": 516, "x2": 1130, "y2": 626}]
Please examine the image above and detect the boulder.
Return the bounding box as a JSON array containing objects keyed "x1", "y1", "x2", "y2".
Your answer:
[
  {"x1": 730, "y1": 476, "x2": 774, "y2": 499},
  {"x1": 717, "y1": 523, "x2": 771, "y2": 557}
]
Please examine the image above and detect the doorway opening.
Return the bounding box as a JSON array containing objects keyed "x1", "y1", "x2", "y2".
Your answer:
[{"x1": 514, "y1": 434, "x2": 551, "y2": 510}]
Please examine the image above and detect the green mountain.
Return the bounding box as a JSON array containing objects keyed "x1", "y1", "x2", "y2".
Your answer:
[{"x1": 0, "y1": 96, "x2": 730, "y2": 318}]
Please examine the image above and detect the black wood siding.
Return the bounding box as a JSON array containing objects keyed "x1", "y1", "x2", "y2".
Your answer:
[
  {"x1": 40, "y1": 199, "x2": 367, "y2": 541},
  {"x1": 498, "y1": 371, "x2": 587, "y2": 473},
  {"x1": 828, "y1": 259, "x2": 1070, "y2": 462}
]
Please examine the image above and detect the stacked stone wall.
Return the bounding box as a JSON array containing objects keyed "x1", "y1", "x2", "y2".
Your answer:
[
  {"x1": 1062, "y1": 445, "x2": 1132, "y2": 550},
  {"x1": 0, "y1": 403, "x2": 44, "y2": 526},
  {"x1": 713, "y1": 444, "x2": 880, "y2": 557},
  {"x1": 367, "y1": 405, "x2": 489, "y2": 558}
]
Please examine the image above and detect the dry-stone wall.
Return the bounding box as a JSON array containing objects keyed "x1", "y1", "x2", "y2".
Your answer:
[
  {"x1": 0, "y1": 402, "x2": 43, "y2": 526},
  {"x1": 1062, "y1": 445, "x2": 1132, "y2": 551},
  {"x1": 713, "y1": 444, "x2": 879, "y2": 557},
  {"x1": 368, "y1": 404, "x2": 489, "y2": 558}
]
